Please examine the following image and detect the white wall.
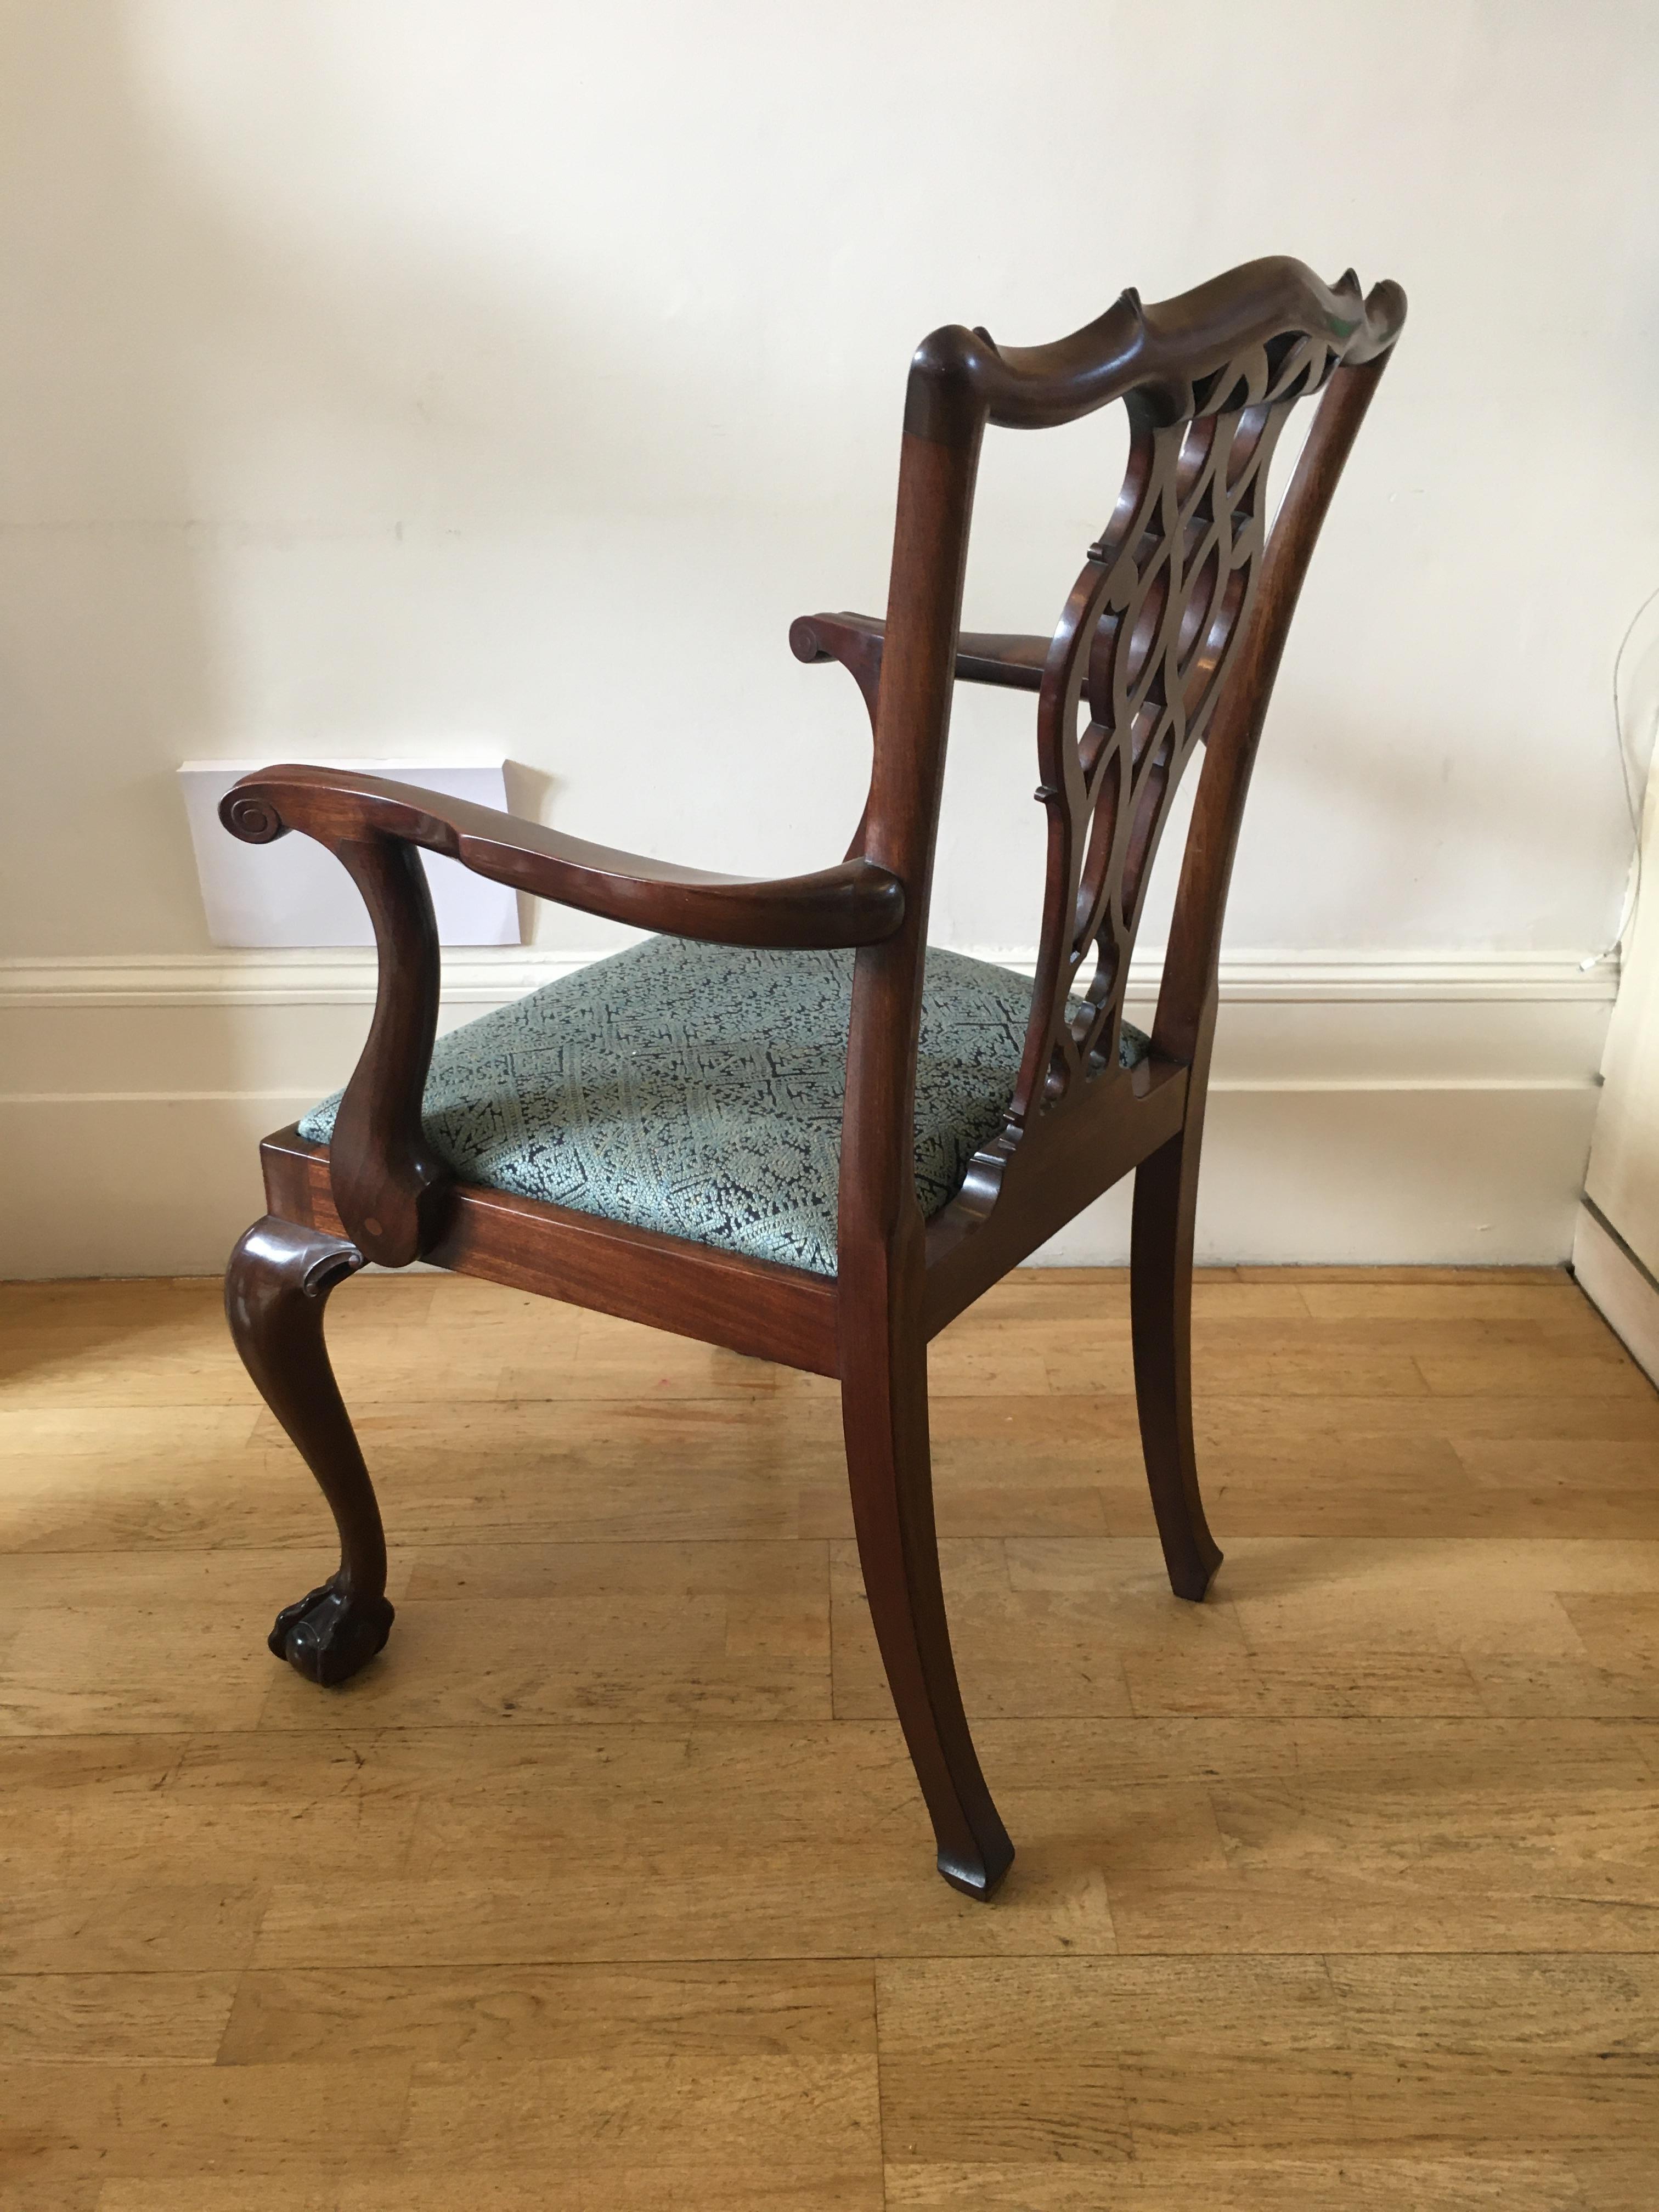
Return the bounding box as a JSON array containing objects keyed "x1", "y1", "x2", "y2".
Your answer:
[{"x1": 2, "y1": 1, "x2": 1655, "y2": 1273}]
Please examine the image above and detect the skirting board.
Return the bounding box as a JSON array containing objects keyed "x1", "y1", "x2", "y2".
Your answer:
[
  {"x1": 1572, "y1": 1203, "x2": 1659, "y2": 1389},
  {"x1": 0, "y1": 948, "x2": 1615, "y2": 1279}
]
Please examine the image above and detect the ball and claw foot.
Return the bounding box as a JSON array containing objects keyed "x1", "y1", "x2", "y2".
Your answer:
[{"x1": 269, "y1": 1576, "x2": 395, "y2": 1687}]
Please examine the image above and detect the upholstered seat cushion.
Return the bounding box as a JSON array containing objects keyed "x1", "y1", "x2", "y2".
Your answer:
[{"x1": 297, "y1": 939, "x2": 1149, "y2": 1277}]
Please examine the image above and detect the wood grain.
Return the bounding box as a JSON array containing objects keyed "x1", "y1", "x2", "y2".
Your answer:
[{"x1": 4, "y1": 1264, "x2": 1657, "y2": 2203}]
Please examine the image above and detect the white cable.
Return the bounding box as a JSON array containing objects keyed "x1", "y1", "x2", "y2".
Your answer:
[{"x1": 1580, "y1": 583, "x2": 1659, "y2": 971}]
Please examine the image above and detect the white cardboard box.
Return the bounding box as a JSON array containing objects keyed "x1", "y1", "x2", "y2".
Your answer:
[{"x1": 178, "y1": 759, "x2": 522, "y2": 947}]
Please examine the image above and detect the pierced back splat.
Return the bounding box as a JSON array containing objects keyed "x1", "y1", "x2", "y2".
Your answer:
[{"x1": 1009, "y1": 324, "x2": 1342, "y2": 1126}]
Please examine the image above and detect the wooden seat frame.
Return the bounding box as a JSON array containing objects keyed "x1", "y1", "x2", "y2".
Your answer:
[{"x1": 223, "y1": 256, "x2": 1404, "y2": 1897}]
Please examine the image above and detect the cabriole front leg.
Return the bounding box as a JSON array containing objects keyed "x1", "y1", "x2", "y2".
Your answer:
[{"x1": 225, "y1": 1215, "x2": 395, "y2": 1686}]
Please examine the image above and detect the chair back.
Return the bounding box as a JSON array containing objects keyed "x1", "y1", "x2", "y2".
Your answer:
[
  {"x1": 838, "y1": 258, "x2": 1404, "y2": 1268},
  {"x1": 1010, "y1": 268, "x2": 1395, "y2": 1118}
]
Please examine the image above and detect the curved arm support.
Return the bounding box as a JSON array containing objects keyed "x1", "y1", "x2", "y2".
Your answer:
[
  {"x1": 791, "y1": 613, "x2": 886, "y2": 731},
  {"x1": 791, "y1": 611, "x2": 1049, "y2": 862},
  {"x1": 326, "y1": 834, "x2": 450, "y2": 1265},
  {"x1": 221, "y1": 766, "x2": 905, "y2": 950},
  {"x1": 221, "y1": 781, "x2": 449, "y2": 1264}
]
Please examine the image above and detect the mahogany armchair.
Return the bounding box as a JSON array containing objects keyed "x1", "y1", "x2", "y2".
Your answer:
[{"x1": 223, "y1": 256, "x2": 1404, "y2": 1898}]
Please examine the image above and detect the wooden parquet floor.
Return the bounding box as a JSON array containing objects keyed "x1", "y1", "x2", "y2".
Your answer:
[{"x1": 2, "y1": 1264, "x2": 1657, "y2": 2208}]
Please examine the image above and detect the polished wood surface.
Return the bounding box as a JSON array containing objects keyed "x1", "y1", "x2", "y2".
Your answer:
[
  {"x1": 222, "y1": 764, "x2": 907, "y2": 949},
  {"x1": 223, "y1": 1218, "x2": 396, "y2": 1685},
  {"x1": 901, "y1": 257, "x2": 1404, "y2": 443},
  {"x1": 261, "y1": 1124, "x2": 843, "y2": 1379},
  {"x1": 216, "y1": 259, "x2": 1405, "y2": 1890},
  {"x1": 3, "y1": 1266, "x2": 1656, "y2": 2204},
  {"x1": 791, "y1": 613, "x2": 1052, "y2": 697}
]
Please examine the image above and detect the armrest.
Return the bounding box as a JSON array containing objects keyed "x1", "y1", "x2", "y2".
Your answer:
[
  {"x1": 953, "y1": 630, "x2": 1048, "y2": 692},
  {"x1": 221, "y1": 764, "x2": 905, "y2": 949},
  {"x1": 791, "y1": 611, "x2": 1048, "y2": 701}
]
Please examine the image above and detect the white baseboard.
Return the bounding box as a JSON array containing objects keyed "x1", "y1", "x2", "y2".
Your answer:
[
  {"x1": 1572, "y1": 1203, "x2": 1659, "y2": 1387},
  {"x1": 0, "y1": 945, "x2": 1617, "y2": 1009},
  {"x1": 0, "y1": 949, "x2": 1613, "y2": 1279}
]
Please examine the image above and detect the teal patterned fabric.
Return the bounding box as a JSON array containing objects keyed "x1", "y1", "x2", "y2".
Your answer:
[{"x1": 297, "y1": 939, "x2": 1149, "y2": 1277}]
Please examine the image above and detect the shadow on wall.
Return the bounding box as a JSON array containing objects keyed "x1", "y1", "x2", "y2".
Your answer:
[
  {"x1": 1, "y1": 7, "x2": 894, "y2": 1281},
  {"x1": 0, "y1": 11, "x2": 566, "y2": 1264},
  {"x1": 0, "y1": 7, "x2": 224, "y2": 955},
  {"x1": 0, "y1": 4, "x2": 771, "y2": 967},
  {"x1": 6, "y1": 12, "x2": 1530, "y2": 973}
]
